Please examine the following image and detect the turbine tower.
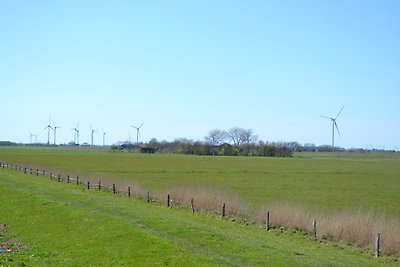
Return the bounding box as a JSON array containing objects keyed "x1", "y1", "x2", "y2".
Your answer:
[
  {"x1": 321, "y1": 106, "x2": 344, "y2": 147},
  {"x1": 44, "y1": 117, "x2": 54, "y2": 146},
  {"x1": 90, "y1": 127, "x2": 97, "y2": 146},
  {"x1": 70, "y1": 123, "x2": 80, "y2": 145},
  {"x1": 52, "y1": 120, "x2": 62, "y2": 145},
  {"x1": 131, "y1": 123, "x2": 144, "y2": 144},
  {"x1": 102, "y1": 130, "x2": 108, "y2": 146}
]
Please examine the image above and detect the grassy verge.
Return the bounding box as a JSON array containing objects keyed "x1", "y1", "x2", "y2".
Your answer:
[{"x1": 1, "y1": 168, "x2": 398, "y2": 266}]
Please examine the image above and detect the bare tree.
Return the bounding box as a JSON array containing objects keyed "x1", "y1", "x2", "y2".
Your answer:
[
  {"x1": 205, "y1": 129, "x2": 227, "y2": 145},
  {"x1": 226, "y1": 127, "x2": 257, "y2": 146}
]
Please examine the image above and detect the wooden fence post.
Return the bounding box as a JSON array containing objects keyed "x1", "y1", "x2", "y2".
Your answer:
[
  {"x1": 24, "y1": 168, "x2": 26, "y2": 174},
  {"x1": 58, "y1": 174, "x2": 61, "y2": 182},
  {"x1": 147, "y1": 190, "x2": 150, "y2": 203},
  {"x1": 87, "y1": 181, "x2": 90, "y2": 190},
  {"x1": 128, "y1": 186, "x2": 131, "y2": 197},
  {"x1": 222, "y1": 203, "x2": 226, "y2": 217},
  {"x1": 42, "y1": 170, "x2": 45, "y2": 176},
  {"x1": 30, "y1": 168, "x2": 32, "y2": 175},
  {"x1": 312, "y1": 220, "x2": 317, "y2": 239},
  {"x1": 375, "y1": 232, "x2": 381, "y2": 257},
  {"x1": 191, "y1": 198, "x2": 195, "y2": 213},
  {"x1": 266, "y1": 210, "x2": 270, "y2": 231},
  {"x1": 36, "y1": 169, "x2": 39, "y2": 176},
  {"x1": 67, "y1": 175, "x2": 70, "y2": 183},
  {"x1": 113, "y1": 184, "x2": 116, "y2": 194},
  {"x1": 50, "y1": 172, "x2": 52, "y2": 180},
  {"x1": 167, "y1": 194, "x2": 170, "y2": 207},
  {"x1": 98, "y1": 180, "x2": 101, "y2": 190},
  {"x1": 76, "y1": 176, "x2": 79, "y2": 185}
]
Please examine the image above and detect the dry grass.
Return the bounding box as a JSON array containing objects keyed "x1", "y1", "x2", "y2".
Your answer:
[
  {"x1": 154, "y1": 185, "x2": 248, "y2": 217},
  {"x1": 256, "y1": 203, "x2": 400, "y2": 255}
]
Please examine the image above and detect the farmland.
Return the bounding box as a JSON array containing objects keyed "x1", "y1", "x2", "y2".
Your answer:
[
  {"x1": 1, "y1": 146, "x2": 399, "y2": 215},
  {"x1": 1, "y1": 146, "x2": 400, "y2": 265}
]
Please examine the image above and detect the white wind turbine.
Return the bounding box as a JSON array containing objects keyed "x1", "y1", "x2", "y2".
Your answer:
[
  {"x1": 102, "y1": 130, "x2": 108, "y2": 146},
  {"x1": 321, "y1": 106, "x2": 344, "y2": 147},
  {"x1": 70, "y1": 123, "x2": 80, "y2": 145},
  {"x1": 90, "y1": 127, "x2": 97, "y2": 146},
  {"x1": 44, "y1": 117, "x2": 54, "y2": 146},
  {"x1": 130, "y1": 123, "x2": 144, "y2": 144},
  {"x1": 52, "y1": 120, "x2": 62, "y2": 145}
]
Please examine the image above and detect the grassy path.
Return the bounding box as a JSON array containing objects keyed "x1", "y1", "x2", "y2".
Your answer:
[{"x1": 1, "y1": 169, "x2": 398, "y2": 266}]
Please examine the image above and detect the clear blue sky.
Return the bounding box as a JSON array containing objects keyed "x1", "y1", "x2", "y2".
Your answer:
[{"x1": 1, "y1": 1, "x2": 399, "y2": 149}]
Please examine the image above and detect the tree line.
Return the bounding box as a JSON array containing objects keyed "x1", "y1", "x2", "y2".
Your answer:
[{"x1": 112, "y1": 127, "x2": 294, "y2": 157}]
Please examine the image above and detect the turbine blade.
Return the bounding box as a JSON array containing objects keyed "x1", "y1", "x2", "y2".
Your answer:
[
  {"x1": 335, "y1": 121, "x2": 341, "y2": 137},
  {"x1": 139, "y1": 122, "x2": 144, "y2": 128},
  {"x1": 335, "y1": 106, "x2": 344, "y2": 119},
  {"x1": 321, "y1": 116, "x2": 333, "y2": 120}
]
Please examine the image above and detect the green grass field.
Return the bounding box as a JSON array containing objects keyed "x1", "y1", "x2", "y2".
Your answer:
[
  {"x1": 0, "y1": 167, "x2": 398, "y2": 266},
  {"x1": 1, "y1": 146, "x2": 399, "y2": 215},
  {"x1": 0, "y1": 146, "x2": 399, "y2": 265}
]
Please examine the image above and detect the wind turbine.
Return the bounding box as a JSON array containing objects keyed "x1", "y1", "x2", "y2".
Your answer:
[
  {"x1": 29, "y1": 131, "x2": 34, "y2": 144},
  {"x1": 102, "y1": 130, "x2": 108, "y2": 146},
  {"x1": 321, "y1": 106, "x2": 344, "y2": 147},
  {"x1": 29, "y1": 132, "x2": 39, "y2": 144},
  {"x1": 130, "y1": 123, "x2": 144, "y2": 144},
  {"x1": 90, "y1": 127, "x2": 97, "y2": 146},
  {"x1": 52, "y1": 120, "x2": 62, "y2": 145},
  {"x1": 44, "y1": 117, "x2": 54, "y2": 146},
  {"x1": 70, "y1": 123, "x2": 80, "y2": 145}
]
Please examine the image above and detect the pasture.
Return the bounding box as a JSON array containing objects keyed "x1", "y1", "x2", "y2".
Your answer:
[
  {"x1": 1, "y1": 146, "x2": 400, "y2": 265},
  {"x1": 0, "y1": 146, "x2": 399, "y2": 215}
]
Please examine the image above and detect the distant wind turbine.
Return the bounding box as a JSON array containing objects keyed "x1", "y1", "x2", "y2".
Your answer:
[
  {"x1": 90, "y1": 127, "x2": 97, "y2": 146},
  {"x1": 130, "y1": 123, "x2": 144, "y2": 144},
  {"x1": 321, "y1": 106, "x2": 344, "y2": 147},
  {"x1": 70, "y1": 123, "x2": 80, "y2": 145},
  {"x1": 44, "y1": 117, "x2": 54, "y2": 146},
  {"x1": 102, "y1": 130, "x2": 108, "y2": 146},
  {"x1": 52, "y1": 120, "x2": 62, "y2": 145},
  {"x1": 29, "y1": 131, "x2": 38, "y2": 144}
]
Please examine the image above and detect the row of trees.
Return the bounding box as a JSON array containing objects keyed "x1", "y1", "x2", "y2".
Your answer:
[
  {"x1": 111, "y1": 128, "x2": 294, "y2": 157},
  {"x1": 142, "y1": 138, "x2": 294, "y2": 157}
]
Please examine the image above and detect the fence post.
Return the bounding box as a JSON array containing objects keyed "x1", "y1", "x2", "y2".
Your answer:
[
  {"x1": 98, "y1": 180, "x2": 101, "y2": 190},
  {"x1": 67, "y1": 175, "x2": 70, "y2": 183},
  {"x1": 50, "y1": 172, "x2": 52, "y2": 180},
  {"x1": 147, "y1": 190, "x2": 150, "y2": 203},
  {"x1": 375, "y1": 232, "x2": 381, "y2": 257},
  {"x1": 30, "y1": 168, "x2": 32, "y2": 175},
  {"x1": 167, "y1": 194, "x2": 170, "y2": 207},
  {"x1": 266, "y1": 210, "x2": 270, "y2": 231},
  {"x1": 42, "y1": 170, "x2": 45, "y2": 176},
  {"x1": 128, "y1": 186, "x2": 131, "y2": 197},
  {"x1": 222, "y1": 203, "x2": 226, "y2": 217},
  {"x1": 24, "y1": 168, "x2": 26, "y2": 174},
  {"x1": 312, "y1": 220, "x2": 317, "y2": 239},
  {"x1": 113, "y1": 184, "x2": 116, "y2": 194},
  {"x1": 76, "y1": 176, "x2": 79, "y2": 185},
  {"x1": 191, "y1": 198, "x2": 195, "y2": 213},
  {"x1": 36, "y1": 169, "x2": 39, "y2": 176},
  {"x1": 87, "y1": 181, "x2": 90, "y2": 190},
  {"x1": 58, "y1": 174, "x2": 61, "y2": 182}
]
